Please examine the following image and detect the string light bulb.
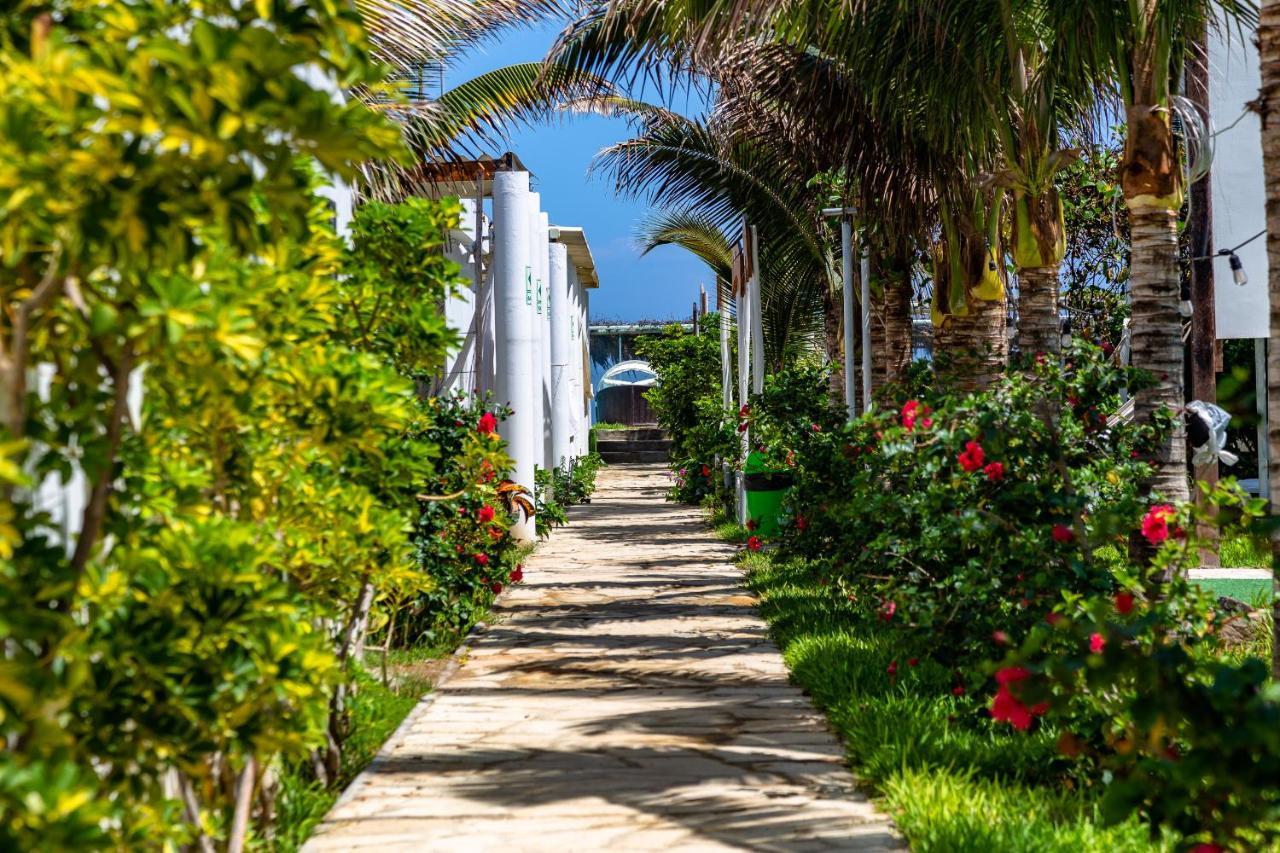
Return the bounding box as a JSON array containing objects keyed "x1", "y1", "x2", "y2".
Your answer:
[{"x1": 1228, "y1": 251, "x2": 1247, "y2": 286}]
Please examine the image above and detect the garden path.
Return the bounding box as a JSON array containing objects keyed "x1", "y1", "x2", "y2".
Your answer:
[{"x1": 304, "y1": 464, "x2": 900, "y2": 852}]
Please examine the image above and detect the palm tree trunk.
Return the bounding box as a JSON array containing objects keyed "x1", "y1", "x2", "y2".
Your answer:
[
  {"x1": 1017, "y1": 266, "x2": 1061, "y2": 357},
  {"x1": 873, "y1": 278, "x2": 913, "y2": 388},
  {"x1": 1128, "y1": 204, "x2": 1189, "y2": 502},
  {"x1": 1257, "y1": 0, "x2": 1280, "y2": 680},
  {"x1": 934, "y1": 293, "x2": 1008, "y2": 390}
]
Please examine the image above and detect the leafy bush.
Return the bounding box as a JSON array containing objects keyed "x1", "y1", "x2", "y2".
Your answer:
[
  {"x1": 782, "y1": 345, "x2": 1164, "y2": 668},
  {"x1": 635, "y1": 313, "x2": 737, "y2": 504},
  {"x1": 534, "y1": 452, "x2": 605, "y2": 537}
]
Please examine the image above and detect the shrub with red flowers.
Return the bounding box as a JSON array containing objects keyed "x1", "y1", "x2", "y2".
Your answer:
[
  {"x1": 989, "y1": 489, "x2": 1280, "y2": 850},
  {"x1": 780, "y1": 344, "x2": 1164, "y2": 667},
  {"x1": 396, "y1": 393, "x2": 526, "y2": 645}
]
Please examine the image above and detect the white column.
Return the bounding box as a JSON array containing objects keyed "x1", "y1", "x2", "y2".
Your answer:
[
  {"x1": 493, "y1": 171, "x2": 536, "y2": 541},
  {"x1": 549, "y1": 242, "x2": 574, "y2": 469},
  {"x1": 736, "y1": 281, "x2": 750, "y2": 523},
  {"x1": 540, "y1": 211, "x2": 555, "y2": 469},
  {"x1": 442, "y1": 199, "x2": 478, "y2": 393},
  {"x1": 525, "y1": 193, "x2": 547, "y2": 471},
  {"x1": 750, "y1": 226, "x2": 765, "y2": 395},
  {"x1": 580, "y1": 281, "x2": 592, "y2": 438},
  {"x1": 841, "y1": 218, "x2": 857, "y2": 421},
  {"x1": 574, "y1": 267, "x2": 589, "y2": 459},
  {"x1": 865, "y1": 245, "x2": 875, "y2": 412}
]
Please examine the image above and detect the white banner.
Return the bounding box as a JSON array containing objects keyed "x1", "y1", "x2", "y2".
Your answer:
[{"x1": 1209, "y1": 19, "x2": 1269, "y2": 339}]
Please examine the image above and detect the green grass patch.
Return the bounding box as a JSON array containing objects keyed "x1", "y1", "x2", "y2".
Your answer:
[
  {"x1": 742, "y1": 551, "x2": 1168, "y2": 852},
  {"x1": 592, "y1": 422, "x2": 630, "y2": 431},
  {"x1": 1194, "y1": 576, "x2": 1272, "y2": 604},
  {"x1": 271, "y1": 667, "x2": 432, "y2": 852}
]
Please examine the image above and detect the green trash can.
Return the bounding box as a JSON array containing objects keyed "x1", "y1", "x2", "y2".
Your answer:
[{"x1": 743, "y1": 450, "x2": 793, "y2": 537}]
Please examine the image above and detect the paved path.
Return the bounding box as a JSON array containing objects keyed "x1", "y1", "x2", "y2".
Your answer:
[{"x1": 306, "y1": 465, "x2": 900, "y2": 852}]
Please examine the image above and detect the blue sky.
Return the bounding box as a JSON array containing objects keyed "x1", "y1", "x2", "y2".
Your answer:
[{"x1": 446, "y1": 22, "x2": 709, "y2": 324}]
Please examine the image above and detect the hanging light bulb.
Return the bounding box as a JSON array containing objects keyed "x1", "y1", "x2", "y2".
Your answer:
[{"x1": 1228, "y1": 252, "x2": 1248, "y2": 286}]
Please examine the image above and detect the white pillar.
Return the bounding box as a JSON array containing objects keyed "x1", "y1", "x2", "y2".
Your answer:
[
  {"x1": 442, "y1": 199, "x2": 478, "y2": 393},
  {"x1": 525, "y1": 193, "x2": 547, "y2": 471},
  {"x1": 736, "y1": 281, "x2": 750, "y2": 523},
  {"x1": 572, "y1": 266, "x2": 588, "y2": 459},
  {"x1": 493, "y1": 171, "x2": 536, "y2": 541},
  {"x1": 540, "y1": 211, "x2": 554, "y2": 469},
  {"x1": 861, "y1": 247, "x2": 872, "y2": 413},
  {"x1": 550, "y1": 242, "x2": 575, "y2": 469},
  {"x1": 750, "y1": 226, "x2": 764, "y2": 395},
  {"x1": 841, "y1": 218, "x2": 857, "y2": 421},
  {"x1": 580, "y1": 281, "x2": 592, "y2": 437}
]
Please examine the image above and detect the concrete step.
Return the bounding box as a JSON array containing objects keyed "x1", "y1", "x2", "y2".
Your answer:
[
  {"x1": 598, "y1": 450, "x2": 671, "y2": 464},
  {"x1": 596, "y1": 438, "x2": 672, "y2": 453},
  {"x1": 595, "y1": 427, "x2": 667, "y2": 442}
]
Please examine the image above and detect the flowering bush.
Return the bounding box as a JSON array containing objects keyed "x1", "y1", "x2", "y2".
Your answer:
[
  {"x1": 397, "y1": 394, "x2": 525, "y2": 646},
  {"x1": 990, "y1": 491, "x2": 1280, "y2": 849},
  {"x1": 780, "y1": 345, "x2": 1165, "y2": 668},
  {"x1": 740, "y1": 365, "x2": 844, "y2": 472}
]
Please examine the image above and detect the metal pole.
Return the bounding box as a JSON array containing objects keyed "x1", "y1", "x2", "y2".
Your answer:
[
  {"x1": 841, "y1": 217, "x2": 856, "y2": 421},
  {"x1": 861, "y1": 246, "x2": 872, "y2": 413}
]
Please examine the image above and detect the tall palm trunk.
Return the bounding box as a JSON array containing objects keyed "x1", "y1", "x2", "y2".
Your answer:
[
  {"x1": 1122, "y1": 101, "x2": 1190, "y2": 503},
  {"x1": 1127, "y1": 204, "x2": 1188, "y2": 501},
  {"x1": 1018, "y1": 266, "x2": 1061, "y2": 355},
  {"x1": 1258, "y1": 0, "x2": 1280, "y2": 679},
  {"x1": 935, "y1": 293, "x2": 1008, "y2": 390},
  {"x1": 872, "y1": 268, "x2": 914, "y2": 388},
  {"x1": 1012, "y1": 189, "x2": 1068, "y2": 356}
]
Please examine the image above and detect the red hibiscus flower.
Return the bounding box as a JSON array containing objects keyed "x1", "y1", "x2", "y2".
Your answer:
[
  {"x1": 477, "y1": 505, "x2": 495, "y2": 523},
  {"x1": 1051, "y1": 524, "x2": 1073, "y2": 543},
  {"x1": 739, "y1": 404, "x2": 751, "y2": 420},
  {"x1": 1088, "y1": 632, "x2": 1105, "y2": 654},
  {"x1": 1141, "y1": 504, "x2": 1176, "y2": 545},
  {"x1": 511, "y1": 566, "x2": 524, "y2": 583},
  {"x1": 701, "y1": 464, "x2": 711, "y2": 477},
  {"x1": 952, "y1": 685, "x2": 965, "y2": 696},
  {"x1": 810, "y1": 422, "x2": 822, "y2": 433},
  {"x1": 746, "y1": 536, "x2": 762, "y2": 551},
  {"x1": 879, "y1": 600, "x2": 897, "y2": 622},
  {"x1": 990, "y1": 667, "x2": 1043, "y2": 731},
  {"x1": 1045, "y1": 612, "x2": 1063, "y2": 627},
  {"x1": 901, "y1": 399, "x2": 921, "y2": 431},
  {"x1": 983, "y1": 461, "x2": 1004, "y2": 482},
  {"x1": 907, "y1": 657, "x2": 919, "y2": 667},
  {"x1": 920, "y1": 412, "x2": 934, "y2": 429},
  {"x1": 490, "y1": 581, "x2": 503, "y2": 594},
  {"x1": 477, "y1": 411, "x2": 498, "y2": 435},
  {"x1": 958, "y1": 440, "x2": 985, "y2": 472},
  {"x1": 1115, "y1": 591, "x2": 1135, "y2": 615},
  {"x1": 992, "y1": 630, "x2": 1009, "y2": 645},
  {"x1": 473, "y1": 553, "x2": 489, "y2": 566},
  {"x1": 795, "y1": 515, "x2": 808, "y2": 531},
  {"x1": 1189, "y1": 845, "x2": 1224, "y2": 853},
  {"x1": 886, "y1": 660, "x2": 898, "y2": 678},
  {"x1": 746, "y1": 519, "x2": 758, "y2": 532}
]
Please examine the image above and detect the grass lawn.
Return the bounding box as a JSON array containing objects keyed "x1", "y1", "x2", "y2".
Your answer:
[
  {"x1": 271, "y1": 665, "x2": 434, "y2": 851},
  {"x1": 1194, "y1": 576, "x2": 1272, "y2": 604},
  {"x1": 741, "y1": 551, "x2": 1169, "y2": 852}
]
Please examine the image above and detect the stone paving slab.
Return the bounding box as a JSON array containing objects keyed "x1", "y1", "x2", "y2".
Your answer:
[{"x1": 305, "y1": 465, "x2": 901, "y2": 852}]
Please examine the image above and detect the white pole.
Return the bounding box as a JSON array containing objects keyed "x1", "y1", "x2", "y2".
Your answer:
[
  {"x1": 861, "y1": 246, "x2": 872, "y2": 413},
  {"x1": 493, "y1": 170, "x2": 536, "y2": 541},
  {"x1": 750, "y1": 226, "x2": 764, "y2": 395},
  {"x1": 540, "y1": 211, "x2": 554, "y2": 470},
  {"x1": 566, "y1": 265, "x2": 584, "y2": 461},
  {"x1": 736, "y1": 275, "x2": 750, "y2": 524},
  {"x1": 580, "y1": 283, "x2": 592, "y2": 437},
  {"x1": 549, "y1": 242, "x2": 573, "y2": 470},
  {"x1": 841, "y1": 217, "x2": 857, "y2": 421},
  {"x1": 526, "y1": 194, "x2": 546, "y2": 472}
]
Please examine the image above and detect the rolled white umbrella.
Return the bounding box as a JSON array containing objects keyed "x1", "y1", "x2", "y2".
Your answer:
[{"x1": 492, "y1": 170, "x2": 536, "y2": 541}]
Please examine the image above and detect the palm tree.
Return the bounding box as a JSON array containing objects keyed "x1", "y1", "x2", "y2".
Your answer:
[
  {"x1": 1051, "y1": 0, "x2": 1255, "y2": 503},
  {"x1": 1257, "y1": 0, "x2": 1280, "y2": 678}
]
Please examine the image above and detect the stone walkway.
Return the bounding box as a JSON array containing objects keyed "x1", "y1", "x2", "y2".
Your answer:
[{"x1": 305, "y1": 465, "x2": 900, "y2": 852}]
